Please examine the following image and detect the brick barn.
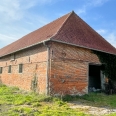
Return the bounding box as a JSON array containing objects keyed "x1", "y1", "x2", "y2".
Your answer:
[{"x1": 0, "y1": 11, "x2": 116, "y2": 96}]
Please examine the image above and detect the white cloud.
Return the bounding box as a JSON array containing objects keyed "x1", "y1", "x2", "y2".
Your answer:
[
  {"x1": 25, "y1": 14, "x2": 50, "y2": 26},
  {"x1": 76, "y1": 0, "x2": 109, "y2": 15},
  {"x1": 0, "y1": 0, "x2": 55, "y2": 22},
  {"x1": 0, "y1": 0, "x2": 21, "y2": 21},
  {"x1": 0, "y1": 33, "x2": 16, "y2": 48},
  {"x1": 0, "y1": 0, "x2": 54, "y2": 48},
  {"x1": 96, "y1": 29, "x2": 107, "y2": 34},
  {"x1": 88, "y1": 0, "x2": 109, "y2": 6},
  {"x1": 97, "y1": 29, "x2": 116, "y2": 48},
  {"x1": 106, "y1": 33, "x2": 116, "y2": 48},
  {"x1": 76, "y1": 7, "x2": 86, "y2": 15},
  {"x1": 0, "y1": 33, "x2": 15, "y2": 41}
]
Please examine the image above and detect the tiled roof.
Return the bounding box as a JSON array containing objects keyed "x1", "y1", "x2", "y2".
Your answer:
[
  {"x1": 0, "y1": 12, "x2": 71, "y2": 57},
  {"x1": 52, "y1": 12, "x2": 116, "y2": 55},
  {"x1": 0, "y1": 11, "x2": 116, "y2": 57}
]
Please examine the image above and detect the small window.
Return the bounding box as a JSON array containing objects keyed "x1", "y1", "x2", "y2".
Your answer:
[
  {"x1": 11, "y1": 54, "x2": 15, "y2": 61},
  {"x1": 8, "y1": 65, "x2": 11, "y2": 73},
  {"x1": 19, "y1": 64, "x2": 23, "y2": 73},
  {"x1": 0, "y1": 67, "x2": 3, "y2": 74}
]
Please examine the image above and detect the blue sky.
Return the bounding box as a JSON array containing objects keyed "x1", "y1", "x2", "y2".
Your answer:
[{"x1": 0, "y1": 0, "x2": 116, "y2": 48}]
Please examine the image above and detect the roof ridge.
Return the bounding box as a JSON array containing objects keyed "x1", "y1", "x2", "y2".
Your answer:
[
  {"x1": 74, "y1": 13, "x2": 116, "y2": 50},
  {"x1": 1, "y1": 11, "x2": 116, "y2": 57},
  {"x1": 0, "y1": 12, "x2": 72, "y2": 50},
  {"x1": 50, "y1": 11, "x2": 74, "y2": 39}
]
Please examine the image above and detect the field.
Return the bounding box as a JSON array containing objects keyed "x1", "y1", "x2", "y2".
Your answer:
[{"x1": 0, "y1": 84, "x2": 116, "y2": 116}]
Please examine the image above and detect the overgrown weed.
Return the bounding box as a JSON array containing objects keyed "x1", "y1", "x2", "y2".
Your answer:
[{"x1": 0, "y1": 85, "x2": 88, "y2": 116}]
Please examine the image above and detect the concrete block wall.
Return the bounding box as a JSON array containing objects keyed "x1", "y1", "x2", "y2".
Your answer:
[{"x1": 0, "y1": 44, "x2": 47, "y2": 94}]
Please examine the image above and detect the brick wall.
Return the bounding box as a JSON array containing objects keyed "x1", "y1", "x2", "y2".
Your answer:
[
  {"x1": 0, "y1": 41, "x2": 101, "y2": 96},
  {"x1": 0, "y1": 44, "x2": 47, "y2": 94},
  {"x1": 49, "y1": 42, "x2": 100, "y2": 96}
]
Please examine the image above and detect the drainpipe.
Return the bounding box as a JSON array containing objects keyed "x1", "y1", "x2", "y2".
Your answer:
[{"x1": 43, "y1": 41, "x2": 50, "y2": 95}]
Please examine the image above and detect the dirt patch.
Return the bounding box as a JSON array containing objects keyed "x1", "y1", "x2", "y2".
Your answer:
[
  {"x1": 69, "y1": 101, "x2": 116, "y2": 116},
  {"x1": 0, "y1": 104, "x2": 12, "y2": 115}
]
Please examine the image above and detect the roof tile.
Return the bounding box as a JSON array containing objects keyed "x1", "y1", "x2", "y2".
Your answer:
[
  {"x1": 0, "y1": 11, "x2": 116, "y2": 57},
  {"x1": 53, "y1": 12, "x2": 116, "y2": 55},
  {"x1": 0, "y1": 12, "x2": 71, "y2": 57}
]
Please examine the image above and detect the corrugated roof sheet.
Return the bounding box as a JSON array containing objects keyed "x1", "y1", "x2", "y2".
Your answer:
[{"x1": 0, "y1": 11, "x2": 116, "y2": 57}]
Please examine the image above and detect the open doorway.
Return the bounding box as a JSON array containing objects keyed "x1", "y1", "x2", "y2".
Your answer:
[{"x1": 88, "y1": 64, "x2": 102, "y2": 92}]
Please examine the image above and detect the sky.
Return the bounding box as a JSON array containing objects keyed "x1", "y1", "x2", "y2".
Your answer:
[{"x1": 0, "y1": 0, "x2": 116, "y2": 48}]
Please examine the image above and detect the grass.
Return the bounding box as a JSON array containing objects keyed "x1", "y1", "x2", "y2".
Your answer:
[
  {"x1": 63, "y1": 92, "x2": 116, "y2": 108},
  {"x1": 1, "y1": 85, "x2": 116, "y2": 116},
  {"x1": 0, "y1": 84, "x2": 88, "y2": 116},
  {"x1": 105, "y1": 113, "x2": 116, "y2": 116}
]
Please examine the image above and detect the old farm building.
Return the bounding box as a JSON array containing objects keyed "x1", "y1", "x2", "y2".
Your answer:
[{"x1": 0, "y1": 11, "x2": 116, "y2": 96}]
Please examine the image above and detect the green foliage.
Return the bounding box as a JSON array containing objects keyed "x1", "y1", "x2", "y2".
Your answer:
[
  {"x1": 31, "y1": 73, "x2": 38, "y2": 92},
  {"x1": 1, "y1": 85, "x2": 116, "y2": 116},
  {"x1": 0, "y1": 85, "x2": 88, "y2": 116},
  {"x1": 62, "y1": 94, "x2": 75, "y2": 101},
  {"x1": 93, "y1": 51, "x2": 116, "y2": 81},
  {"x1": 62, "y1": 93, "x2": 116, "y2": 108},
  {"x1": 106, "y1": 113, "x2": 116, "y2": 116},
  {"x1": 38, "y1": 106, "x2": 88, "y2": 116},
  {"x1": 8, "y1": 107, "x2": 34, "y2": 115},
  {"x1": 32, "y1": 102, "x2": 41, "y2": 107}
]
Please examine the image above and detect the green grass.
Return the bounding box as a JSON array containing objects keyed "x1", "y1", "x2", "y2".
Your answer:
[
  {"x1": 105, "y1": 113, "x2": 116, "y2": 116},
  {"x1": 0, "y1": 84, "x2": 88, "y2": 116},
  {"x1": 1, "y1": 84, "x2": 116, "y2": 116},
  {"x1": 63, "y1": 92, "x2": 116, "y2": 108}
]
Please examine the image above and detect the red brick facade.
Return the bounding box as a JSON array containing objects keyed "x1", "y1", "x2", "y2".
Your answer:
[
  {"x1": 0, "y1": 11, "x2": 115, "y2": 96},
  {"x1": 0, "y1": 44, "x2": 48, "y2": 94},
  {"x1": 0, "y1": 41, "x2": 101, "y2": 95},
  {"x1": 48, "y1": 42, "x2": 100, "y2": 95}
]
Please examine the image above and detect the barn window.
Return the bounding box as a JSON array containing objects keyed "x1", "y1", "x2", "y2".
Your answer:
[
  {"x1": 0, "y1": 67, "x2": 3, "y2": 74},
  {"x1": 11, "y1": 54, "x2": 15, "y2": 61},
  {"x1": 8, "y1": 65, "x2": 11, "y2": 73},
  {"x1": 19, "y1": 64, "x2": 23, "y2": 73}
]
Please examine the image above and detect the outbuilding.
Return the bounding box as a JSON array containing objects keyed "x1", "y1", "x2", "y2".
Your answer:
[{"x1": 0, "y1": 11, "x2": 116, "y2": 96}]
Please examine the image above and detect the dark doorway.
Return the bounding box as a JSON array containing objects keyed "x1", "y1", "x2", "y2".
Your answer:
[{"x1": 88, "y1": 64, "x2": 101, "y2": 92}]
